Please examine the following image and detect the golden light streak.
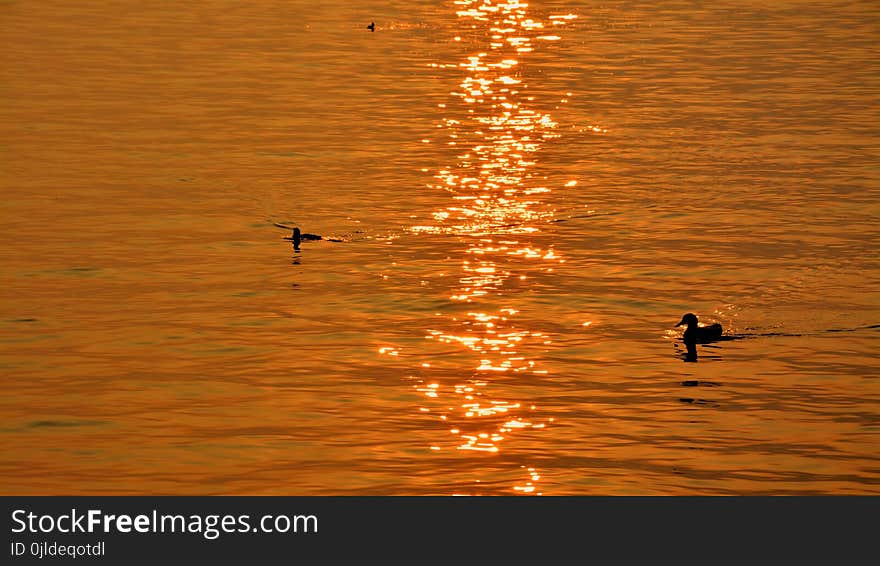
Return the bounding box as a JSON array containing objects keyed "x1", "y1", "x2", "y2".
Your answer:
[{"x1": 398, "y1": 0, "x2": 586, "y2": 495}]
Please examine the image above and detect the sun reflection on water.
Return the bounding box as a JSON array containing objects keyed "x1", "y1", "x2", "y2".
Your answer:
[{"x1": 403, "y1": 0, "x2": 577, "y2": 495}]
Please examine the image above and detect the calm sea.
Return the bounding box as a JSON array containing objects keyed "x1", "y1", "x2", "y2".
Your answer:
[{"x1": 1, "y1": 0, "x2": 878, "y2": 494}]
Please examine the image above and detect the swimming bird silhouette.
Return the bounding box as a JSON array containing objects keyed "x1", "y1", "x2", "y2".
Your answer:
[
  {"x1": 675, "y1": 313, "x2": 723, "y2": 344},
  {"x1": 273, "y1": 222, "x2": 346, "y2": 249},
  {"x1": 367, "y1": 22, "x2": 375, "y2": 32},
  {"x1": 283, "y1": 227, "x2": 322, "y2": 248}
]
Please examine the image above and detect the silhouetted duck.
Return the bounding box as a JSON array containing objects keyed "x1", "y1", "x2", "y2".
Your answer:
[
  {"x1": 283, "y1": 227, "x2": 322, "y2": 248},
  {"x1": 675, "y1": 313, "x2": 723, "y2": 344},
  {"x1": 367, "y1": 22, "x2": 375, "y2": 32}
]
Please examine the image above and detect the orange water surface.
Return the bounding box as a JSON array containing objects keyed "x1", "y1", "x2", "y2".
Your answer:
[{"x1": 1, "y1": 0, "x2": 878, "y2": 494}]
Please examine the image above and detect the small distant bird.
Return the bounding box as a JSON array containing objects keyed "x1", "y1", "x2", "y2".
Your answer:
[
  {"x1": 367, "y1": 21, "x2": 375, "y2": 32},
  {"x1": 283, "y1": 227, "x2": 323, "y2": 248},
  {"x1": 274, "y1": 222, "x2": 345, "y2": 250},
  {"x1": 675, "y1": 313, "x2": 723, "y2": 344}
]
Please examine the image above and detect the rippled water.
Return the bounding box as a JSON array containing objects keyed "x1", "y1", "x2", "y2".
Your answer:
[{"x1": 1, "y1": 0, "x2": 878, "y2": 494}]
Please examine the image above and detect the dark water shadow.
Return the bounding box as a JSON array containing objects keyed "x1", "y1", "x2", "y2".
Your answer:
[{"x1": 675, "y1": 337, "x2": 739, "y2": 363}]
